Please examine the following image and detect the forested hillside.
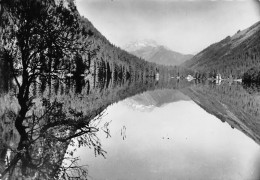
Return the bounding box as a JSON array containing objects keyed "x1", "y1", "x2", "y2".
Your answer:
[
  {"x1": 0, "y1": 0, "x2": 173, "y2": 90},
  {"x1": 79, "y1": 16, "x2": 170, "y2": 82},
  {"x1": 183, "y1": 21, "x2": 260, "y2": 79}
]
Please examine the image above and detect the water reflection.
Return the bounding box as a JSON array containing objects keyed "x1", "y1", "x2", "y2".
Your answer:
[
  {"x1": 182, "y1": 82, "x2": 260, "y2": 145},
  {"x1": 127, "y1": 88, "x2": 190, "y2": 111},
  {"x1": 0, "y1": 71, "x2": 181, "y2": 179},
  {"x1": 72, "y1": 81, "x2": 260, "y2": 180},
  {"x1": 1, "y1": 70, "x2": 260, "y2": 179},
  {"x1": 74, "y1": 95, "x2": 260, "y2": 180}
]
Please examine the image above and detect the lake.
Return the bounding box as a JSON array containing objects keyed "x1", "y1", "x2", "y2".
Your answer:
[
  {"x1": 1, "y1": 76, "x2": 260, "y2": 180},
  {"x1": 71, "y1": 88, "x2": 260, "y2": 180}
]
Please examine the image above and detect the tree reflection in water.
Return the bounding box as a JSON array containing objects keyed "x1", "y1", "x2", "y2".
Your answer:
[
  {"x1": 0, "y1": 72, "x2": 178, "y2": 179},
  {"x1": 0, "y1": 79, "x2": 108, "y2": 179}
]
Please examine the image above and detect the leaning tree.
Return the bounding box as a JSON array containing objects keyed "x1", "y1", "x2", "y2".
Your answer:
[{"x1": 0, "y1": 0, "x2": 101, "y2": 179}]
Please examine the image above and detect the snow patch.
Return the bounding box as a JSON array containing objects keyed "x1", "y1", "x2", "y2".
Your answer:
[{"x1": 123, "y1": 39, "x2": 159, "y2": 52}]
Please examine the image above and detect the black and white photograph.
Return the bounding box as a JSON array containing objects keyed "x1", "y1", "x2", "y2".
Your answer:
[{"x1": 0, "y1": 0, "x2": 260, "y2": 179}]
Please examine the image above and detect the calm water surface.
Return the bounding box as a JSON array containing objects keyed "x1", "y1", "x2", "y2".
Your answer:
[
  {"x1": 72, "y1": 89, "x2": 260, "y2": 180},
  {"x1": 2, "y1": 74, "x2": 260, "y2": 179}
]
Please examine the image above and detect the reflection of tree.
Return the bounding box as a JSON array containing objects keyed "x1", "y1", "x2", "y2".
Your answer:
[
  {"x1": 0, "y1": 0, "x2": 99, "y2": 179},
  {"x1": 0, "y1": 71, "x2": 189, "y2": 179},
  {"x1": 242, "y1": 83, "x2": 260, "y2": 95},
  {"x1": 1, "y1": 95, "x2": 107, "y2": 179}
]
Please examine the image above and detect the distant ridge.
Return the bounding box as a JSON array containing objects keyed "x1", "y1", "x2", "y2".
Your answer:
[{"x1": 124, "y1": 40, "x2": 193, "y2": 66}]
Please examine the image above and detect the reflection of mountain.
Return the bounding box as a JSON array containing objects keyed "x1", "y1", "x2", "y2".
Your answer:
[
  {"x1": 124, "y1": 40, "x2": 193, "y2": 66},
  {"x1": 181, "y1": 83, "x2": 260, "y2": 145},
  {"x1": 124, "y1": 89, "x2": 190, "y2": 112}
]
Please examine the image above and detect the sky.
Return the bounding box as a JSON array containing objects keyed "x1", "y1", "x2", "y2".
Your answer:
[{"x1": 75, "y1": 0, "x2": 260, "y2": 54}]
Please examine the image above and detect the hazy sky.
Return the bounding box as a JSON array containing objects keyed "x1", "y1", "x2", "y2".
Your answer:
[{"x1": 75, "y1": 0, "x2": 260, "y2": 54}]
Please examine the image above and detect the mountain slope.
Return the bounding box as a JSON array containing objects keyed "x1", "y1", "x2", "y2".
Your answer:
[
  {"x1": 76, "y1": 17, "x2": 174, "y2": 81},
  {"x1": 124, "y1": 40, "x2": 193, "y2": 66},
  {"x1": 182, "y1": 21, "x2": 260, "y2": 78}
]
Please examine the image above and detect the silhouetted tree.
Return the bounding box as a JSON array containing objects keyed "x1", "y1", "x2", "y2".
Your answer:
[{"x1": 0, "y1": 0, "x2": 95, "y2": 179}]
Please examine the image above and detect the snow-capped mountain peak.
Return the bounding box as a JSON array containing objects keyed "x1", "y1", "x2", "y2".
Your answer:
[
  {"x1": 123, "y1": 39, "x2": 158, "y2": 52},
  {"x1": 122, "y1": 39, "x2": 193, "y2": 66}
]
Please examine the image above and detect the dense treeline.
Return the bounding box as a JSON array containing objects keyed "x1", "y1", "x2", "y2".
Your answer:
[{"x1": 242, "y1": 67, "x2": 260, "y2": 83}]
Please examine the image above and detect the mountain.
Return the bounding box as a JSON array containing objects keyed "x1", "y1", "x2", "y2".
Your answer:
[
  {"x1": 124, "y1": 89, "x2": 190, "y2": 112},
  {"x1": 182, "y1": 21, "x2": 260, "y2": 78},
  {"x1": 123, "y1": 40, "x2": 158, "y2": 52},
  {"x1": 124, "y1": 40, "x2": 193, "y2": 66},
  {"x1": 79, "y1": 20, "x2": 177, "y2": 79}
]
